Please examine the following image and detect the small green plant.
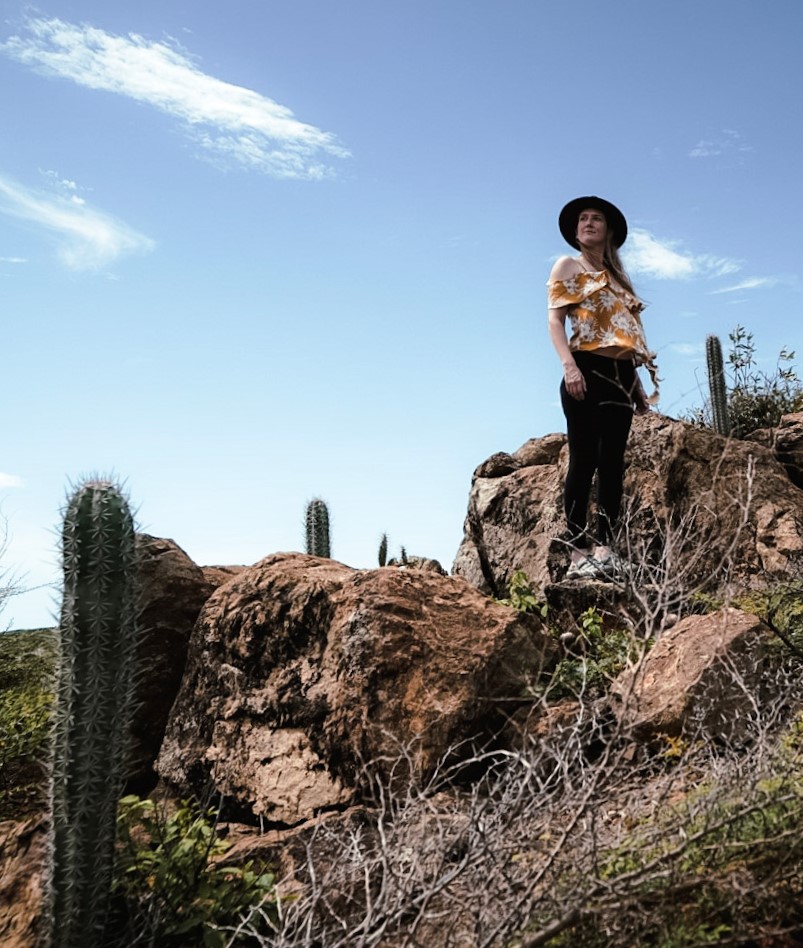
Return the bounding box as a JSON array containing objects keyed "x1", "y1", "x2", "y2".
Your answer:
[
  {"x1": 546, "y1": 607, "x2": 637, "y2": 700},
  {"x1": 0, "y1": 629, "x2": 58, "y2": 819},
  {"x1": 497, "y1": 570, "x2": 549, "y2": 618},
  {"x1": 305, "y1": 497, "x2": 331, "y2": 558},
  {"x1": 579, "y1": 604, "x2": 603, "y2": 638},
  {"x1": 113, "y1": 795, "x2": 277, "y2": 946},
  {"x1": 732, "y1": 581, "x2": 803, "y2": 658}
]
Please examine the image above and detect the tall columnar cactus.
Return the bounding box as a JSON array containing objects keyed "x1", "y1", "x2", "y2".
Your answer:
[
  {"x1": 706, "y1": 334, "x2": 731, "y2": 436},
  {"x1": 378, "y1": 533, "x2": 389, "y2": 567},
  {"x1": 50, "y1": 479, "x2": 138, "y2": 948},
  {"x1": 305, "y1": 498, "x2": 331, "y2": 558}
]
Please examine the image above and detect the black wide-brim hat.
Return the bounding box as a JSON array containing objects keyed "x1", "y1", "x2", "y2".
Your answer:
[{"x1": 559, "y1": 196, "x2": 628, "y2": 250}]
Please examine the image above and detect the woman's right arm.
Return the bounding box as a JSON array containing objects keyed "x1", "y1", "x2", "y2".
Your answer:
[{"x1": 547, "y1": 257, "x2": 586, "y2": 400}]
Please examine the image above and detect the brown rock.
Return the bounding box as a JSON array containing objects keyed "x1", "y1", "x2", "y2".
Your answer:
[
  {"x1": 453, "y1": 413, "x2": 803, "y2": 598},
  {"x1": 385, "y1": 556, "x2": 447, "y2": 575},
  {"x1": 0, "y1": 816, "x2": 49, "y2": 948},
  {"x1": 610, "y1": 608, "x2": 773, "y2": 742},
  {"x1": 774, "y1": 411, "x2": 803, "y2": 490},
  {"x1": 156, "y1": 553, "x2": 554, "y2": 825},
  {"x1": 128, "y1": 535, "x2": 223, "y2": 793},
  {"x1": 201, "y1": 564, "x2": 248, "y2": 588},
  {"x1": 453, "y1": 435, "x2": 566, "y2": 597}
]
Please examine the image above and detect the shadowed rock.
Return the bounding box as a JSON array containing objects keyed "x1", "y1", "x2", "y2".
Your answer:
[{"x1": 156, "y1": 553, "x2": 555, "y2": 825}]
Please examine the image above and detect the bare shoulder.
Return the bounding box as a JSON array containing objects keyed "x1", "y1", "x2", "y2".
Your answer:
[{"x1": 549, "y1": 255, "x2": 582, "y2": 282}]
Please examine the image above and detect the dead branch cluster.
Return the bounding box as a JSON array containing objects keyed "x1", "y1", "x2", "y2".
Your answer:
[{"x1": 224, "y1": 464, "x2": 803, "y2": 948}]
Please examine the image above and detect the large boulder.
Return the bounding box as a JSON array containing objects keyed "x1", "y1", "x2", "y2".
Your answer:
[
  {"x1": 610, "y1": 608, "x2": 774, "y2": 742},
  {"x1": 774, "y1": 411, "x2": 803, "y2": 490},
  {"x1": 156, "y1": 553, "x2": 554, "y2": 826},
  {"x1": 453, "y1": 413, "x2": 803, "y2": 598},
  {"x1": 128, "y1": 536, "x2": 238, "y2": 793}
]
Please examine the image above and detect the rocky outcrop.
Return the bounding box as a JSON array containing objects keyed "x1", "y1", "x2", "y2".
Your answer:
[
  {"x1": 774, "y1": 411, "x2": 803, "y2": 490},
  {"x1": 128, "y1": 536, "x2": 237, "y2": 793},
  {"x1": 453, "y1": 413, "x2": 803, "y2": 598},
  {"x1": 156, "y1": 553, "x2": 555, "y2": 826},
  {"x1": 451, "y1": 434, "x2": 566, "y2": 598},
  {"x1": 610, "y1": 608, "x2": 774, "y2": 742}
]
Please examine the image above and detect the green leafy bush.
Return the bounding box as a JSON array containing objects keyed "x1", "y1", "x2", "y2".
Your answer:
[
  {"x1": 0, "y1": 628, "x2": 58, "y2": 819},
  {"x1": 546, "y1": 607, "x2": 637, "y2": 700},
  {"x1": 688, "y1": 324, "x2": 803, "y2": 438},
  {"x1": 113, "y1": 795, "x2": 277, "y2": 947},
  {"x1": 496, "y1": 570, "x2": 549, "y2": 618}
]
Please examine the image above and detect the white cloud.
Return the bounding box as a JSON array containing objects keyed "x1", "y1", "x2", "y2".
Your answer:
[
  {"x1": 667, "y1": 342, "x2": 703, "y2": 357},
  {"x1": 0, "y1": 256, "x2": 27, "y2": 264},
  {"x1": 0, "y1": 473, "x2": 23, "y2": 488},
  {"x1": 623, "y1": 228, "x2": 741, "y2": 281},
  {"x1": 711, "y1": 276, "x2": 780, "y2": 294},
  {"x1": 689, "y1": 128, "x2": 752, "y2": 160},
  {"x1": 2, "y1": 17, "x2": 350, "y2": 179},
  {"x1": 0, "y1": 173, "x2": 155, "y2": 271}
]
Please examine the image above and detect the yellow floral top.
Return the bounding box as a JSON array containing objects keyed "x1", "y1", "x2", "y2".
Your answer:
[{"x1": 547, "y1": 268, "x2": 660, "y2": 403}]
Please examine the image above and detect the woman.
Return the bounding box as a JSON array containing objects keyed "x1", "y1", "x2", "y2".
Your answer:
[{"x1": 547, "y1": 196, "x2": 659, "y2": 579}]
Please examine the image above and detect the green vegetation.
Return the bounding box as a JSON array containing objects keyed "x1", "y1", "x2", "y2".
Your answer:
[
  {"x1": 497, "y1": 570, "x2": 549, "y2": 618},
  {"x1": 0, "y1": 628, "x2": 58, "y2": 819},
  {"x1": 535, "y1": 733, "x2": 803, "y2": 948},
  {"x1": 545, "y1": 606, "x2": 637, "y2": 700},
  {"x1": 112, "y1": 795, "x2": 277, "y2": 947},
  {"x1": 690, "y1": 324, "x2": 803, "y2": 438}
]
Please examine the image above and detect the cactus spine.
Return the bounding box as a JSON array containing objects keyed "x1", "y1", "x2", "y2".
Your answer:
[
  {"x1": 50, "y1": 479, "x2": 138, "y2": 948},
  {"x1": 305, "y1": 498, "x2": 331, "y2": 558},
  {"x1": 706, "y1": 334, "x2": 730, "y2": 436}
]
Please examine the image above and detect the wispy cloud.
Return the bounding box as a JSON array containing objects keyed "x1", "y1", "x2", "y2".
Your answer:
[
  {"x1": 667, "y1": 342, "x2": 703, "y2": 357},
  {"x1": 710, "y1": 276, "x2": 780, "y2": 294},
  {"x1": 0, "y1": 473, "x2": 23, "y2": 488},
  {"x1": 1, "y1": 16, "x2": 350, "y2": 179},
  {"x1": 0, "y1": 256, "x2": 27, "y2": 264},
  {"x1": 689, "y1": 128, "x2": 752, "y2": 160},
  {"x1": 623, "y1": 228, "x2": 740, "y2": 280},
  {"x1": 0, "y1": 173, "x2": 155, "y2": 271}
]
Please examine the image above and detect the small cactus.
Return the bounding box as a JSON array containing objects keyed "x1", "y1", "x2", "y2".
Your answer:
[
  {"x1": 305, "y1": 498, "x2": 331, "y2": 558},
  {"x1": 378, "y1": 533, "x2": 389, "y2": 567},
  {"x1": 706, "y1": 334, "x2": 730, "y2": 436},
  {"x1": 50, "y1": 478, "x2": 138, "y2": 948}
]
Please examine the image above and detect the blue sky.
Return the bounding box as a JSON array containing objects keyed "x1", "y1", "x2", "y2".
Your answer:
[{"x1": 1, "y1": 0, "x2": 801, "y2": 629}]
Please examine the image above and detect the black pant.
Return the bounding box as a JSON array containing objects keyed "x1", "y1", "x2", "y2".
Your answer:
[{"x1": 560, "y1": 351, "x2": 636, "y2": 548}]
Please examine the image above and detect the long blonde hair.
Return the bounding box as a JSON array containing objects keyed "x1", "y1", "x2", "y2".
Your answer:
[{"x1": 603, "y1": 231, "x2": 638, "y2": 298}]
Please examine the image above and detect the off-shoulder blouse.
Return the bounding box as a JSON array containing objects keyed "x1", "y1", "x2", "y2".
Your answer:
[{"x1": 547, "y1": 269, "x2": 660, "y2": 403}]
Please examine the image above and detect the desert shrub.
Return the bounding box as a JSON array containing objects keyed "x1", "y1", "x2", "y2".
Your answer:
[
  {"x1": 732, "y1": 581, "x2": 803, "y2": 658},
  {"x1": 0, "y1": 628, "x2": 58, "y2": 818},
  {"x1": 242, "y1": 627, "x2": 803, "y2": 948},
  {"x1": 496, "y1": 570, "x2": 549, "y2": 618},
  {"x1": 688, "y1": 324, "x2": 803, "y2": 438},
  {"x1": 545, "y1": 606, "x2": 638, "y2": 700},
  {"x1": 112, "y1": 795, "x2": 277, "y2": 947}
]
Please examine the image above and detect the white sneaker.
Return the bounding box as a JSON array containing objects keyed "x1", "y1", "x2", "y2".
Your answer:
[
  {"x1": 565, "y1": 556, "x2": 603, "y2": 580},
  {"x1": 596, "y1": 552, "x2": 627, "y2": 579}
]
